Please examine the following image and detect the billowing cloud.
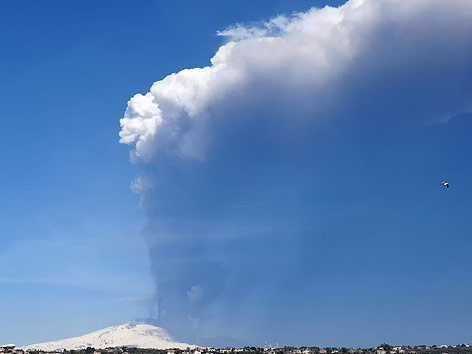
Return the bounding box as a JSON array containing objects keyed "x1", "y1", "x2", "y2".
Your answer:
[
  {"x1": 120, "y1": 0, "x2": 472, "y2": 163},
  {"x1": 120, "y1": 0, "x2": 472, "y2": 346}
]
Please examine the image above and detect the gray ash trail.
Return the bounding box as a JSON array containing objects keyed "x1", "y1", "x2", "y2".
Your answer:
[{"x1": 120, "y1": 0, "x2": 472, "y2": 345}]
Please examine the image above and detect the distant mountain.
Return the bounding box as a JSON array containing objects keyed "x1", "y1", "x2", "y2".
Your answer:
[{"x1": 22, "y1": 319, "x2": 195, "y2": 351}]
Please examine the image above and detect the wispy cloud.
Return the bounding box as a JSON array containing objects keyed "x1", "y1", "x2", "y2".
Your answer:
[{"x1": 0, "y1": 236, "x2": 153, "y2": 295}]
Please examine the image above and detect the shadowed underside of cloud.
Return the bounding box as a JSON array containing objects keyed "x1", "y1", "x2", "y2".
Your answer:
[
  {"x1": 120, "y1": 0, "x2": 472, "y2": 163},
  {"x1": 119, "y1": 0, "x2": 472, "y2": 346}
]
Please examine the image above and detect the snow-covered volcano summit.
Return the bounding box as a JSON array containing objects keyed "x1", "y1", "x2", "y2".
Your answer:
[{"x1": 23, "y1": 319, "x2": 195, "y2": 351}]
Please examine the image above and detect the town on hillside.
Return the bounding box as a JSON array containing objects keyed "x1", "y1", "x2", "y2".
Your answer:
[{"x1": 2, "y1": 344, "x2": 472, "y2": 354}]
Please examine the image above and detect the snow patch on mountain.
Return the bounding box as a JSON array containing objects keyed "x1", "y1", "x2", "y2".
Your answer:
[{"x1": 22, "y1": 319, "x2": 195, "y2": 351}]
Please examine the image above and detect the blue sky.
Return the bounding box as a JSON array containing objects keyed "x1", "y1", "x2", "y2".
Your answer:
[{"x1": 1, "y1": 0, "x2": 472, "y2": 348}]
